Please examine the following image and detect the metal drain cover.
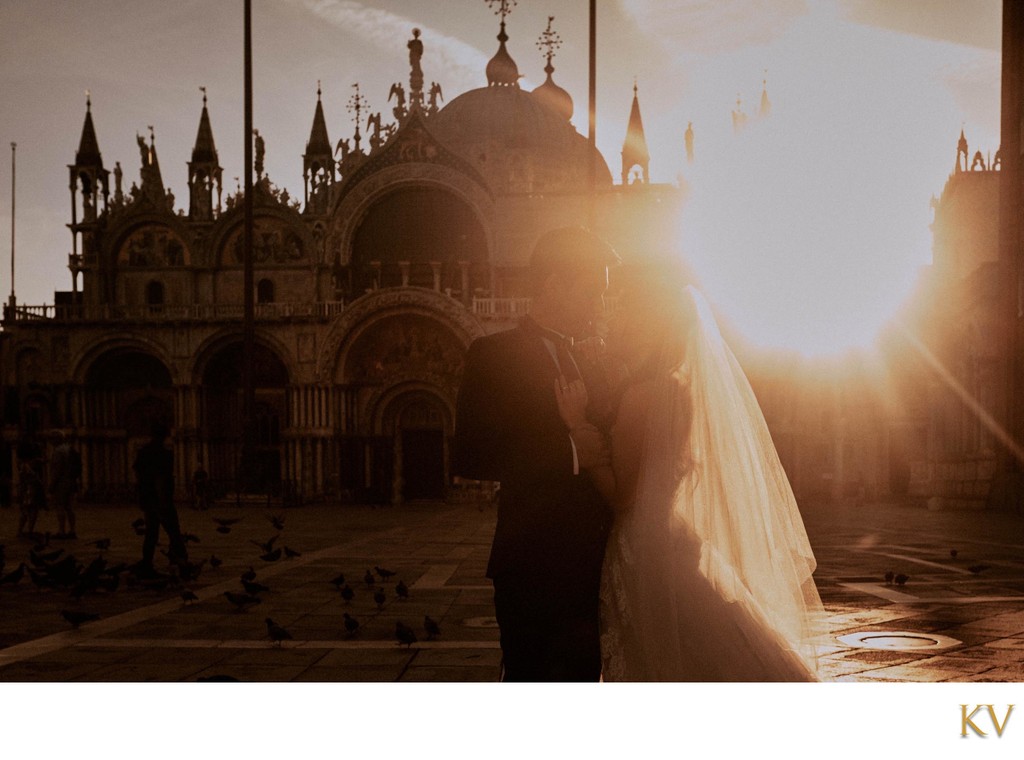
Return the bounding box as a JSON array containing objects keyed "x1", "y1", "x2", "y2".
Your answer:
[{"x1": 837, "y1": 631, "x2": 961, "y2": 651}]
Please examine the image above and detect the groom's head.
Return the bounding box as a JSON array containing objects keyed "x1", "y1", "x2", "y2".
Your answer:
[{"x1": 529, "y1": 227, "x2": 619, "y2": 338}]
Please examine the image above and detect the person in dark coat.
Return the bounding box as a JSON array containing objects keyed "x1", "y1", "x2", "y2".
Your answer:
[
  {"x1": 133, "y1": 423, "x2": 187, "y2": 575},
  {"x1": 453, "y1": 227, "x2": 620, "y2": 681}
]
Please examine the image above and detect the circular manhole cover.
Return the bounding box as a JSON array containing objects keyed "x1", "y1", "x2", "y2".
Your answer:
[{"x1": 837, "y1": 631, "x2": 961, "y2": 651}]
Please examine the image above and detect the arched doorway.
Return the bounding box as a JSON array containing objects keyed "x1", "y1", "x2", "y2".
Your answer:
[
  {"x1": 82, "y1": 348, "x2": 173, "y2": 494},
  {"x1": 384, "y1": 393, "x2": 449, "y2": 502},
  {"x1": 201, "y1": 342, "x2": 288, "y2": 489}
]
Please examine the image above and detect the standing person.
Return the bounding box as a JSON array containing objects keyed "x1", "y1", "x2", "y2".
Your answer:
[
  {"x1": 16, "y1": 457, "x2": 43, "y2": 539},
  {"x1": 453, "y1": 227, "x2": 620, "y2": 682},
  {"x1": 554, "y1": 273, "x2": 826, "y2": 681},
  {"x1": 132, "y1": 423, "x2": 188, "y2": 576},
  {"x1": 191, "y1": 461, "x2": 210, "y2": 511},
  {"x1": 49, "y1": 431, "x2": 80, "y2": 539}
]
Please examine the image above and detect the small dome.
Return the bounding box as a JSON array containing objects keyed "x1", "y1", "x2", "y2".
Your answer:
[
  {"x1": 531, "y1": 70, "x2": 573, "y2": 121},
  {"x1": 486, "y1": 23, "x2": 520, "y2": 87}
]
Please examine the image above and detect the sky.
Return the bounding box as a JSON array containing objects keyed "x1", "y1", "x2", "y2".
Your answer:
[{"x1": 0, "y1": 0, "x2": 1003, "y2": 356}]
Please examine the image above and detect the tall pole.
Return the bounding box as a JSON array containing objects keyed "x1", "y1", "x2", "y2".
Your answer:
[
  {"x1": 242, "y1": 0, "x2": 256, "y2": 492},
  {"x1": 587, "y1": 0, "x2": 596, "y2": 229},
  {"x1": 9, "y1": 142, "x2": 14, "y2": 309}
]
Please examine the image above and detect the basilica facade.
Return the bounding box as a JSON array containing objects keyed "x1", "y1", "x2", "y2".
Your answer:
[{"x1": 0, "y1": 20, "x2": 682, "y2": 506}]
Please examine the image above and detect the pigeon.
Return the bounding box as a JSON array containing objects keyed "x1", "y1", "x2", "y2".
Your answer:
[
  {"x1": 242, "y1": 579, "x2": 269, "y2": 595},
  {"x1": 209, "y1": 554, "x2": 223, "y2": 569},
  {"x1": 131, "y1": 517, "x2": 146, "y2": 531},
  {"x1": 27, "y1": 566, "x2": 56, "y2": 590},
  {"x1": 969, "y1": 564, "x2": 991, "y2": 574},
  {"x1": 375, "y1": 566, "x2": 397, "y2": 582},
  {"x1": 181, "y1": 589, "x2": 199, "y2": 604},
  {"x1": 340, "y1": 584, "x2": 354, "y2": 604},
  {"x1": 61, "y1": 609, "x2": 100, "y2": 628},
  {"x1": 89, "y1": 538, "x2": 111, "y2": 551},
  {"x1": 343, "y1": 613, "x2": 360, "y2": 636},
  {"x1": 950, "y1": 549, "x2": 958, "y2": 559},
  {"x1": 241, "y1": 566, "x2": 257, "y2": 582},
  {"x1": 364, "y1": 569, "x2": 375, "y2": 587},
  {"x1": 30, "y1": 547, "x2": 63, "y2": 567},
  {"x1": 0, "y1": 563, "x2": 26, "y2": 585},
  {"x1": 268, "y1": 514, "x2": 285, "y2": 531},
  {"x1": 284, "y1": 546, "x2": 301, "y2": 559},
  {"x1": 374, "y1": 587, "x2": 386, "y2": 609},
  {"x1": 265, "y1": 617, "x2": 293, "y2": 646},
  {"x1": 212, "y1": 517, "x2": 241, "y2": 528},
  {"x1": 329, "y1": 573, "x2": 346, "y2": 589},
  {"x1": 884, "y1": 570, "x2": 895, "y2": 585},
  {"x1": 224, "y1": 591, "x2": 261, "y2": 611},
  {"x1": 182, "y1": 532, "x2": 201, "y2": 544},
  {"x1": 424, "y1": 615, "x2": 441, "y2": 640},
  {"x1": 177, "y1": 559, "x2": 205, "y2": 582},
  {"x1": 395, "y1": 580, "x2": 409, "y2": 600},
  {"x1": 251, "y1": 535, "x2": 279, "y2": 554},
  {"x1": 260, "y1": 548, "x2": 282, "y2": 562},
  {"x1": 395, "y1": 621, "x2": 418, "y2": 647},
  {"x1": 216, "y1": 526, "x2": 232, "y2": 534},
  {"x1": 894, "y1": 573, "x2": 910, "y2": 586}
]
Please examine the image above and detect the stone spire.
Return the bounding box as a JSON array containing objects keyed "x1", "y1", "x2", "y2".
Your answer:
[
  {"x1": 956, "y1": 128, "x2": 969, "y2": 173},
  {"x1": 485, "y1": 0, "x2": 519, "y2": 87},
  {"x1": 304, "y1": 81, "x2": 334, "y2": 213},
  {"x1": 68, "y1": 93, "x2": 109, "y2": 224},
  {"x1": 188, "y1": 87, "x2": 222, "y2": 220},
  {"x1": 759, "y1": 73, "x2": 772, "y2": 119},
  {"x1": 75, "y1": 93, "x2": 104, "y2": 168},
  {"x1": 621, "y1": 81, "x2": 650, "y2": 184},
  {"x1": 531, "y1": 15, "x2": 573, "y2": 121},
  {"x1": 191, "y1": 86, "x2": 219, "y2": 165}
]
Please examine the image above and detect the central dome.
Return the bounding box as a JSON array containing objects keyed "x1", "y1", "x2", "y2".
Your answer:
[{"x1": 429, "y1": 86, "x2": 612, "y2": 193}]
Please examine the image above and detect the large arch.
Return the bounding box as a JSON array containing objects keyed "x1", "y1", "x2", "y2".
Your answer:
[
  {"x1": 195, "y1": 336, "x2": 290, "y2": 487},
  {"x1": 324, "y1": 165, "x2": 495, "y2": 292},
  {"x1": 78, "y1": 345, "x2": 175, "y2": 497}
]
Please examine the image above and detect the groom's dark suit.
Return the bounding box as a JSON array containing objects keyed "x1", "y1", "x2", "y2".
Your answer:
[{"x1": 454, "y1": 316, "x2": 613, "y2": 681}]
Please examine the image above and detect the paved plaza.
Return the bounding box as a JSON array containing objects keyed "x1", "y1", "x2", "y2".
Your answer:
[{"x1": 0, "y1": 496, "x2": 1023, "y2": 683}]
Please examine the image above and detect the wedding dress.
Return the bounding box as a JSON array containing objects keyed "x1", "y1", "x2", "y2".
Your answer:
[{"x1": 599, "y1": 287, "x2": 826, "y2": 681}]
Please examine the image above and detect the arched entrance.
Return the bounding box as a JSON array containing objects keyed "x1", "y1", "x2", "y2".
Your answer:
[
  {"x1": 382, "y1": 392, "x2": 450, "y2": 502},
  {"x1": 201, "y1": 342, "x2": 288, "y2": 489},
  {"x1": 82, "y1": 348, "x2": 173, "y2": 494}
]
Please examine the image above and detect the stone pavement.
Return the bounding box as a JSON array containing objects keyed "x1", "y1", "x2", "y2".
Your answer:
[{"x1": 0, "y1": 496, "x2": 1022, "y2": 682}]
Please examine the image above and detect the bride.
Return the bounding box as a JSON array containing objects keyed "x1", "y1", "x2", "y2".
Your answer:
[{"x1": 556, "y1": 275, "x2": 826, "y2": 681}]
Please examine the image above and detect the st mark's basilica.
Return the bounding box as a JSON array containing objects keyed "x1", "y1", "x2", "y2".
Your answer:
[{"x1": 1, "y1": 8, "x2": 1020, "y2": 514}]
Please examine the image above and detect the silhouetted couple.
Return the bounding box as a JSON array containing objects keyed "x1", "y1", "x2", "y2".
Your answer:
[
  {"x1": 133, "y1": 423, "x2": 188, "y2": 577},
  {"x1": 454, "y1": 227, "x2": 825, "y2": 682}
]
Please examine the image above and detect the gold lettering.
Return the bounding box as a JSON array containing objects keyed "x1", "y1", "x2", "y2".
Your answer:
[
  {"x1": 961, "y1": 705, "x2": 986, "y2": 737},
  {"x1": 987, "y1": 704, "x2": 1014, "y2": 737}
]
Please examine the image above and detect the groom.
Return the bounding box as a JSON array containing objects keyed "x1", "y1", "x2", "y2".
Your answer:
[{"x1": 454, "y1": 227, "x2": 619, "y2": 681}]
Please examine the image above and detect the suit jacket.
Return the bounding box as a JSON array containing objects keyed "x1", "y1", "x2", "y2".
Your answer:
[{"x1": 453, "y1": 318, "x2": 613, "y2": 612}]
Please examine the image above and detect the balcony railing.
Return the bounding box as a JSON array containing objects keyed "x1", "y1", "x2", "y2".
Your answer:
[
  {"x1": 4, "y1": 301, "x2": 347, "y2": 323},
  {"x1": 5, "y1": 294, "x2": 620, "y2": 325}
]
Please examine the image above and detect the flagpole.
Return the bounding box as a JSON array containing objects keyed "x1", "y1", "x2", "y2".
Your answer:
[
  {"x1": 242, "y1": 0, "x2": 256, "y2": 493},
  {"x1": 9, "y1": 142, "x2": 15, "y2": 310},
  {"x1": 587, "y1": 0, "x2": 596, "y2": 229}
]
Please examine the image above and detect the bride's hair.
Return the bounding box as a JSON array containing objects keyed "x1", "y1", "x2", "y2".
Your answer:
[{"x1": 618, "y1": 260, "x2": 694, "y2": 383}]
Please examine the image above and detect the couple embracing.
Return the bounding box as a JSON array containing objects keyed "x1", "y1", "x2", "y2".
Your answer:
[{"x1": 454, "y1": 227, "x2": 826, "y2": 682}]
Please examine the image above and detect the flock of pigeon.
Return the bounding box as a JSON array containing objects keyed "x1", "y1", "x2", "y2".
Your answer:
[
  {"x1": 1, "y1": 510, "x2": 443, "y2": 649},
  {"x1": 882, "y1": 547, "x2": 993, "y2": 588}
]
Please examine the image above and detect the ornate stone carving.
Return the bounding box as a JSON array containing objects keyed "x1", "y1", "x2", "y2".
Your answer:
[
  {"x1": 226, "y1": 217, "x2": 305, "y2": 264},
  {"x1": 118, "y1": 224, "x2": 188, "y2": 267}
]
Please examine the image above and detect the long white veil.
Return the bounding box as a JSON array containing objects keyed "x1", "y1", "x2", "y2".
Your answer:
[{"x1": 608, "y1": 286, "x2": 825, "y2": 680}]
